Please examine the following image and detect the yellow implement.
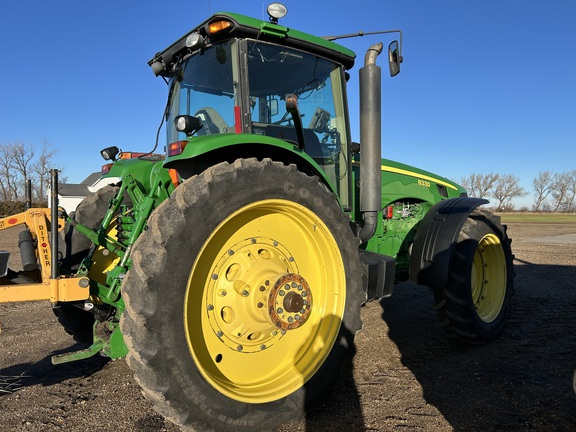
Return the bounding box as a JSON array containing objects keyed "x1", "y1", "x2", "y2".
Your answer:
[{"x1": 0, "y1": 208, "x2": 89, "y2": 303}]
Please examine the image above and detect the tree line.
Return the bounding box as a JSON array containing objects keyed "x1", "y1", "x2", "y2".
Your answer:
[
  {"x1": 1, "y1": 141, "x2": 574, "y2": 213},
  {"x1": 0, "y1": 140, "x2": 64, "y2": 209},
  {"x1": 458, "y1": 171, "x2": 576, "y2": 212}
]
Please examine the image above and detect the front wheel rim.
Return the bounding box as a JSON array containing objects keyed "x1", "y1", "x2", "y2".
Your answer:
[
  {"x1": 471, "y1": 233, "x2": 507, "y2": 323},
  {"x1": 184, "y1": 199, "x2": 346, "y2": 403}
]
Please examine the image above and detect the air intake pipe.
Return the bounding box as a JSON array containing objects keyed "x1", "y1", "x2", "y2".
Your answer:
[{"x1": 357, "y1": 43, "x2": 383, "y2": 243}]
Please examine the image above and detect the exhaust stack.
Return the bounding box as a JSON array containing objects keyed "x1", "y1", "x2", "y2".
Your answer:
[{"x1": 357, "y1": 43, "x2": 383, "y2": 243}]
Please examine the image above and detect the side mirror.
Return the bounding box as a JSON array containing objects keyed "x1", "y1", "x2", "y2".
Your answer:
[{"x1": 388, "y1": 40, "x2": 403, "y2": 77}]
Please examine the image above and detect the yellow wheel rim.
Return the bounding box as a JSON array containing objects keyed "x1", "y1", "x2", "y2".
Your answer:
[
  {"x1": 471, "y1": 233, "x2": 507, "y2": 323},
  {"x1": 184, "y1": 199, "x2": 346, "y2": 403}
]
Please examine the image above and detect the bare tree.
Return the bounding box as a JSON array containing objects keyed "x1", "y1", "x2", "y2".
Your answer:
[
  {"x1": 532, "y1": 171, "x2": 556, "y2": 211},
  {"x1": 31, "y1": 140, "x2": 56, "y2": 202},
  {"x1": 0, "y1": 143, "x2": 19, "y2": 200},
  {"x1": 567, "y1": 170, "x2": 576, "y2": 212},
  {"x1": 11, "y1": 141, "x2": 35, "y2": 187},
  {"x1": 492, "y1": 174, "x2": 526, "y2": 211},
  {"x1": 0, "y1": 141, "x2": 60, "y2": 204},
  {"x1": 551, "y1": 172, "x2": 571, "y2": 212},
  {"x1": 458, "y1": 173, "x2": 499, "y2": 199},
  {"x1": 552, "y1": 170, "x2": 576, "y2": 213}
]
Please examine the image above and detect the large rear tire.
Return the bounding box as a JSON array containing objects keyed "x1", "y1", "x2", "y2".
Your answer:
[
  {"x1": 432, "y1": 208, "x2": 514, "y2": 342},
  {"x1": 121, "y1": 158, "x2": 365, "y2": 432}
]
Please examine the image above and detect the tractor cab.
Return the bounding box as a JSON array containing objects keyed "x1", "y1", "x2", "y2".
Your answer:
[{"x1": 150, "y1": 7, "x2": 357, "y2": 206}]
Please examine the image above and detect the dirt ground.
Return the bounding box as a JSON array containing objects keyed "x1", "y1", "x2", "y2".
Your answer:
[{"x1": 1, "y1": 221, "x2": 575, "y2": 431}]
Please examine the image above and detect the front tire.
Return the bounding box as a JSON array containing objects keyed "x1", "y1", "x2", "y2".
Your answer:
[
  {"x1": 432, "y1": 208, "x2": 514, "y2": 342},
  {"x1": 121, "y1": 158, "x2": 365, "y2": 431}
]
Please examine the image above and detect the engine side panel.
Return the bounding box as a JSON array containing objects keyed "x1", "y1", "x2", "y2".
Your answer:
[{"x1": 354, "y1": 157, "x2": 467, "y2": 281}]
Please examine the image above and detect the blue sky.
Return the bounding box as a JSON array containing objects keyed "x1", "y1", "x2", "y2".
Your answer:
[{"x1": 1, "y1": 0, "x2": 575, "y2": 208}]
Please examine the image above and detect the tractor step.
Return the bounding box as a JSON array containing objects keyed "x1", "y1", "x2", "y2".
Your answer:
[
  {"x1": 360, "y1": 249, "x2": 396, "y2": 301},
  {"x1": 51, "y1": 341, "x2": 105, "y2": 365}
]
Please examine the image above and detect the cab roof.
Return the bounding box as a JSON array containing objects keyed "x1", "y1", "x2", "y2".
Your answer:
[{"x1": 149, "y1": 11, "x2": 356, "y2": 77}]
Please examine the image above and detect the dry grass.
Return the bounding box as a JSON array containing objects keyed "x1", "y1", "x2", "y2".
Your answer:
[
  {"x1": 0, "y1": 373, "x2": 26, "y2": 394},
  {"x1": 497, "y1": 212, "x2": 576, "y2": 223}
]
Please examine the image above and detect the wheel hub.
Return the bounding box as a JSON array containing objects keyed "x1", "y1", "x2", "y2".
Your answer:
[
  {"x1": 472, "y1": 233, "x2": 507, "y2": 323},
  {"x1": 268, "y1": 273, "x2": 312, "y2": 331},
  {"x1": 205, "y1": 237, "x2": 313, "y2": 354}
]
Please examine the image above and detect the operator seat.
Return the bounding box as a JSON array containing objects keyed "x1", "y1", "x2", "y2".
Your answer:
[{"x1": 195, "y1": 107, "x2": 231, "y2": 135}]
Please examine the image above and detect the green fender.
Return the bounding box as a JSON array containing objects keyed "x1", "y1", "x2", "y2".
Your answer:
[
  {"x1": 164, "y1": 133, "x2": 338, "y2": 196},
  {"x1": 409, "y1": 197, "x2": 489, "y2": 287}
]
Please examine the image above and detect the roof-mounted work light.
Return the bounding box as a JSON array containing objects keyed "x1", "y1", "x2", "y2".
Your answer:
[{"x1": 267, "y1": 3, "x2": 287, "y2": 24}]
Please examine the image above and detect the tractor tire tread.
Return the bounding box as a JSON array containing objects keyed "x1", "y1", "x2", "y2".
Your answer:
[
  {"x1": 431, "y1": 208, "x2": 514, "y2": 343},
  {"x1": 121, "y1": 158, "x2": 364, "y2": 432}
]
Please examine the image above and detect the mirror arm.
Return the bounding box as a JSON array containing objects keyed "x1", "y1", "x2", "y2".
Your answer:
[{"x1": 322, "y1": 29, "x2": 403, "y2": 58}]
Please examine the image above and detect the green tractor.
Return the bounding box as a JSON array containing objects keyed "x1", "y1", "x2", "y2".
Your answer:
[{"x1": 0, "y1": 3, "x2": 514, "y2": 431}]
